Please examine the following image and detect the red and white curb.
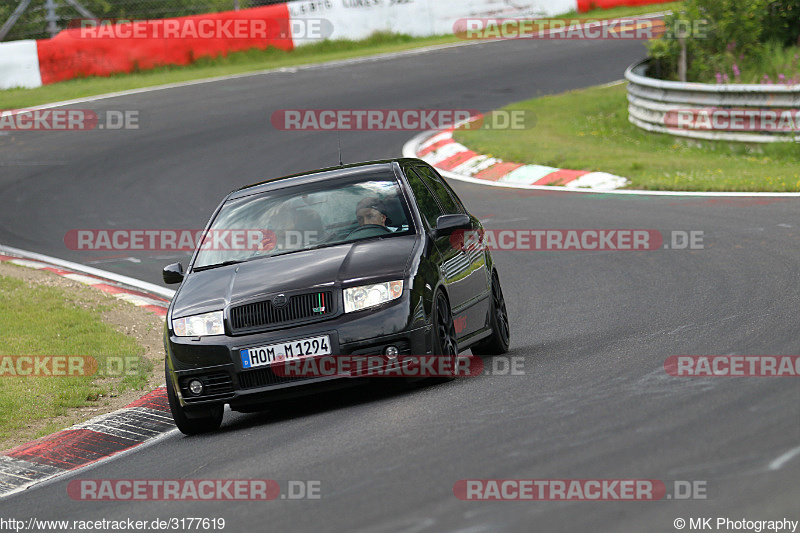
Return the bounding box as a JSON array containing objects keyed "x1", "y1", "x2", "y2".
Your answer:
[
  {"x1": 0, "y1": 389, "x2": 172, "y2": 497},
  {"x1": 0, "y1": 253, "x2": 169, "y2": 317},
  {"x1": 0, "y1": 248, "x2": 177, "y2": 497},
  {"x1": 413, "y1": 127, "x2": 630, "y2": 190}
]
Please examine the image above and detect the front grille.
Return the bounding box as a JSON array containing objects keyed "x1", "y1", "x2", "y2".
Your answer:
[
  {"x1": 238, "y1": 367, "x2": 316, "y2": 389},
  {"x1": 230, "y1": 291, "x2": 334, "y2": 333}
]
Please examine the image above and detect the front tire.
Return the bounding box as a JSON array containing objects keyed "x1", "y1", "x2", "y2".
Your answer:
[
  {"x1": 165, "y1": 362, "x2": 223, "y2": 435},
  {"x1": 432, "y1": 291, "x2": 459, "y2": 381},
  {"x1": 471, "y1": 272, "x2": 510, "y2": 356}
]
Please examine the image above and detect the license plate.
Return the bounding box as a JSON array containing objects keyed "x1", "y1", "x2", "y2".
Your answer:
[{"x1": 240, "y1": 335, "x2": 331, "y2": 369}]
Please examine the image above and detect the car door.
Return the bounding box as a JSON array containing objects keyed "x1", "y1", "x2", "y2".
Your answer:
[
  {"x1": 410, "y1": 164, "x2": 490, "y2": 338},
  {"x1": 403, "y1": 166, "x2": 470, "y2": 313}
]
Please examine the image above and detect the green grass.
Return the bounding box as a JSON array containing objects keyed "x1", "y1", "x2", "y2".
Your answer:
[
  {"x1": 0, "y1": 274, "x2": 152, "y2": 445},
  {"x1": 452, "y1": 83, "x2": 800, "y2": 192},
  {"x1": 0, "y1": 3, "x2": 684, "y2": 109}
]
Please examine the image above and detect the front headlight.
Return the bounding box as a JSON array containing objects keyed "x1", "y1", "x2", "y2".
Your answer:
[
  {"x1": 172, "y1": 311, "x2": 225, "y2": 337},
  {"x1": 344, "y1": 280, "x2": 403, "y2": 313}
]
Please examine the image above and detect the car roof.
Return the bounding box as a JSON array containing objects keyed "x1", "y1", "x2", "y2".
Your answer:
[{"x1": 229, "y1": 158, "x2": 424, "y2": 199}]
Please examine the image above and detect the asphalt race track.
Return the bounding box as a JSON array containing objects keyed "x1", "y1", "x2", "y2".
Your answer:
[{"x1": 1, "y1": 36, "x2": 799, "y2": 532}]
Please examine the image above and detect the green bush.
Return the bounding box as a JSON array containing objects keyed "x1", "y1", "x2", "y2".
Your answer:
[
  {"x1": 764, "y1": 0, "x2": 800, "y2": 47},
  {"x1": 646, "y1": 0, "x2": 800, "y2": 82}
]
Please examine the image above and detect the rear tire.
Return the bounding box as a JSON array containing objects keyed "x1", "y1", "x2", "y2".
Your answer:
[
  {"x1": 471, "y1": 272, "x2": 510, "y2": 356},
  {"x1": 166, "y1": 362, "x2": 223, "y2": 435}
]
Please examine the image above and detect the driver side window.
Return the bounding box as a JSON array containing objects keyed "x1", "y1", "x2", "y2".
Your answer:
[
  {"x1": 406, "y1": 167, "x2": 442, "y2": 230},
  {"x1": 415, "y1": 165, "x2": 464, "y2": 215}
]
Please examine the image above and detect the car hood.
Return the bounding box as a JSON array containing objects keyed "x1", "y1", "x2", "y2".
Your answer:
[{"x1": 171, "y1": 235, "x2": 418, "y2": 318}]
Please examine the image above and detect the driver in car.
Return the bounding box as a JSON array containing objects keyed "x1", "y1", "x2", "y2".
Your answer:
[
  {"x1": 255, "y1": 204, "x2": 299, "y2": 254},
  {"x1": 355, "y1": 197, "x2": 389, "y2": 227}
]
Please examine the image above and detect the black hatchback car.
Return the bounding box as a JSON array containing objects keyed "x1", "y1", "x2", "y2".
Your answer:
[{"x1": 162, "y1": 158, "x2": 510, "y2": 434}]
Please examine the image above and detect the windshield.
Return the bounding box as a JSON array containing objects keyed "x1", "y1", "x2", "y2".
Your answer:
[{"x1": 193, "y1": 176, "x2": 415, "y2": 270}]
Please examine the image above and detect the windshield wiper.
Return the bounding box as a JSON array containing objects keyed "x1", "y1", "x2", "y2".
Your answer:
[{"x1": 192, "y1": 259, "x2": 248, "y2": 272}]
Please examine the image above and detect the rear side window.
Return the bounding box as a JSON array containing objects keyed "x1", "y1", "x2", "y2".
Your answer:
[
  {"x1": 415, "y1": 165, "x2": 464, "y2": 215},
  {"x1": 406, "y1": 167, "x2": 442, "y2": 230}
]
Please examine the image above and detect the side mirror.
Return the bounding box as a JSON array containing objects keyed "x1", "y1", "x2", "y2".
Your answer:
[
  {"x1": 434, "y1": 214, "x2": 471, "y2": 237},
  {"x1": 162, "y1": 263, "x2": 184, "y2": 284}
]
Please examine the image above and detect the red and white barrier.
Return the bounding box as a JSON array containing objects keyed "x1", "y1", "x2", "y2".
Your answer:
[
  {"x1": 0, "y1": 40, "x2": 42, "y2": 89},
  {"x1": 576, "y1": 0, "x2": 674, "y2": 12},
  {"x1": 0, "y1": 0, "x2": 672, "y2": 89},
  {"x1": 288, "y1": 0, "x2": 578, "y2": 41},
  {"x1": 37, "y1": 3, "x2": 292, "y2": 86}
]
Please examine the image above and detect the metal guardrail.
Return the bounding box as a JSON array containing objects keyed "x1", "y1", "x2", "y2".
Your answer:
[{"x1": 625, "y1": 60, "x2": 800, "y2": 143}]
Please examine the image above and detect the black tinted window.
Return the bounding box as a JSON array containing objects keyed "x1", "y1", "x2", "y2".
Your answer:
[
  {"x1": 406, "y1": 167, "x2": 442, "y2": 230},
  {"x1": 415, "y1": 165, "x2": 463, "y2": 215}
]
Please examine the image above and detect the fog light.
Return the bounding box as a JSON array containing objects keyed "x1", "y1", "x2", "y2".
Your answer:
[
  {"x1": 188, "y1": 379, "x2": 204, "y2": 396},
  {"x1": 385, "y1": 345, "x2": 399, "y2": 359}
]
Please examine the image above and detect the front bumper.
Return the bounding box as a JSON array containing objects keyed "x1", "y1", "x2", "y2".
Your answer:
[{"x1": 166, "y1": 295, "x2": 431, "y2": 410}]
